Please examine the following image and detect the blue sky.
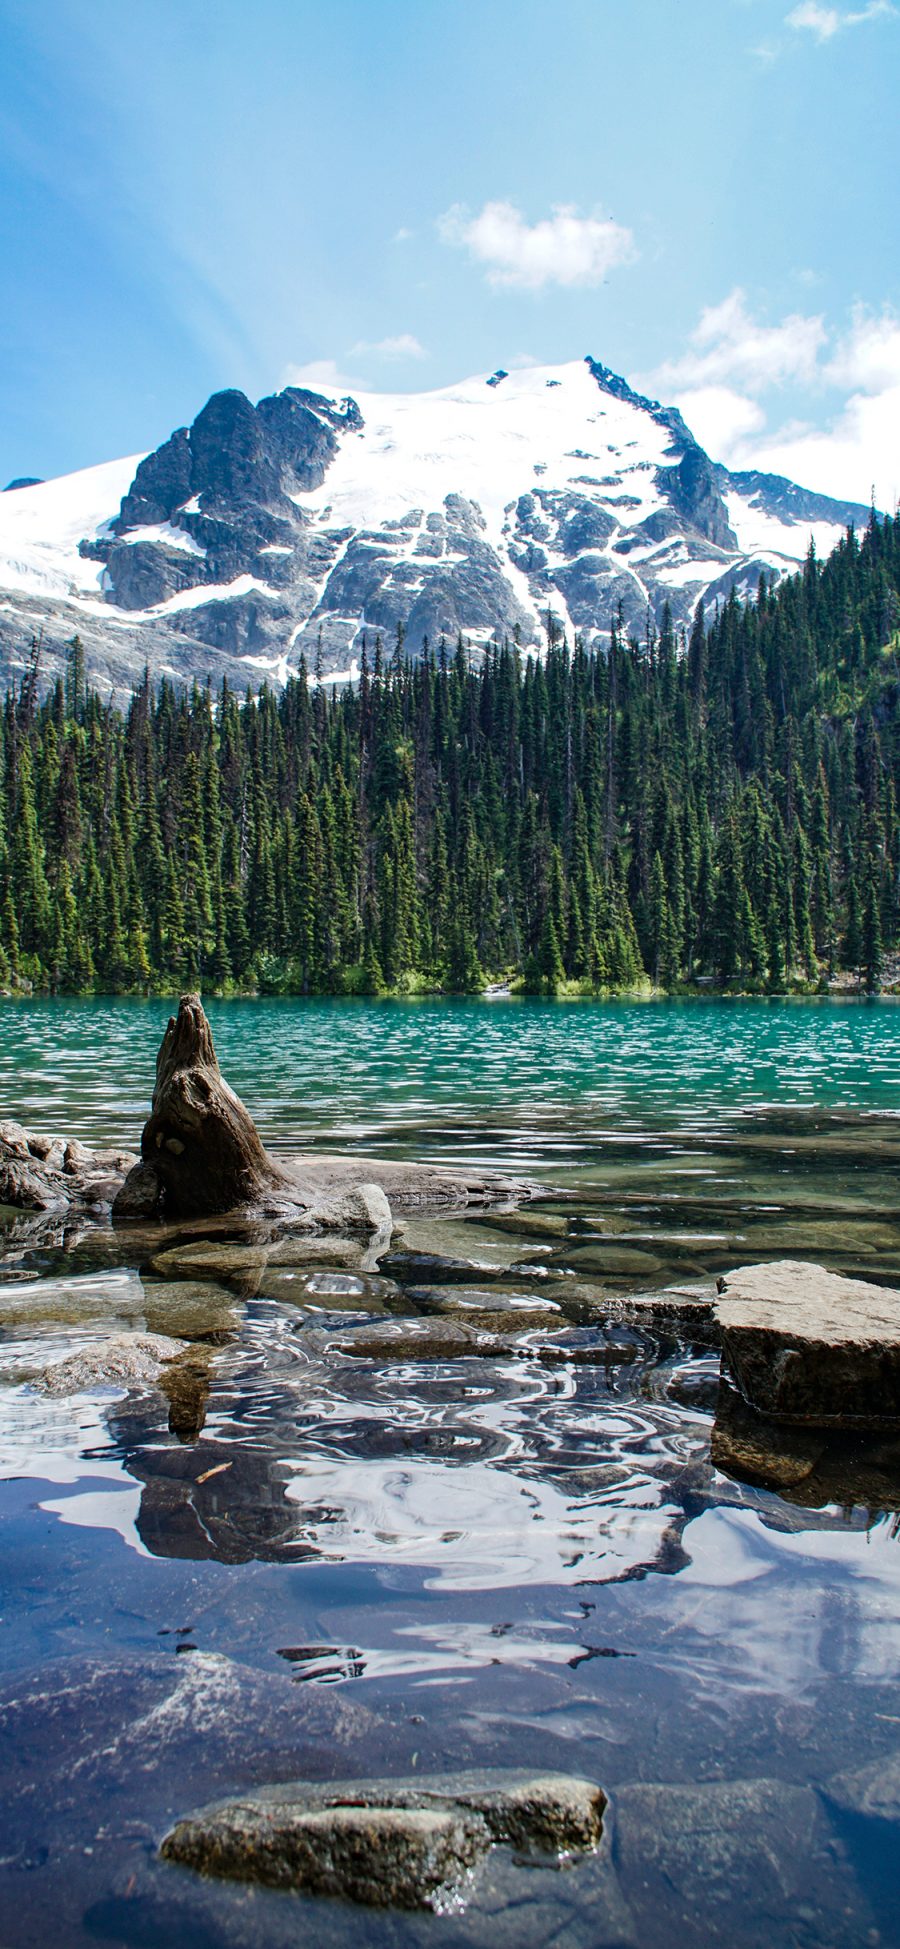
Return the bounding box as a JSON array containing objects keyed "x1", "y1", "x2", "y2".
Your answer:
[{"x1": 1, "y1": 0, "x2": 898, "y2": 504}]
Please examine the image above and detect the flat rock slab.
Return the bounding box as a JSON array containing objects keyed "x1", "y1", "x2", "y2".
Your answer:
[
  {"x1": 161, "y1": 1769, "x2": 605, "y2": 1911},
  {"x1": 283, "y1": 1154, "x2": 529, "y2": 1212},
  {"x1": 715, "y1": 1259, "x2": 900, "y2": 1428},
  {"x1": 310, "y1": 1316, "x2": 638, "y2": 1365}
]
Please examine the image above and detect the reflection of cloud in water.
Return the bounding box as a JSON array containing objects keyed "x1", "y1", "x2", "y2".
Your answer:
[
  {"x1": 282, "y1": 1450, "x2": 681, "y2": 1589},
  {"x1": 40, "y1": 1484, "x2": 148, "y2": 1555},
  {"x1": 643, "y1": 1506, "x2": 900, "y2": 1697},
  {"x1": 118, "y1": 1317, "x2": 707, "y2": 1585}
]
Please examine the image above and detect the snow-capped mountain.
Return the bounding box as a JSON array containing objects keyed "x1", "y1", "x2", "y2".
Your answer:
[{"x1": 0, "y1": 357, "x2": 871, "y2": 694}]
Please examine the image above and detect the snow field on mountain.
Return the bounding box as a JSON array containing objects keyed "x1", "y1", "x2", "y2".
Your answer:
[
  {"x1": 724, "y1": 488, "x2": 846, "y2": 567},
  {"x1": 299, "y1": 360, "x2": 670, "y2": 546},
  {"x1": 0, "y1": 456, "x2": 143, "y2": 602}
]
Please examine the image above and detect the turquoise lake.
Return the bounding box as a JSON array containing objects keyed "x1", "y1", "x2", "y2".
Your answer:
[
  {"x1": 1, "y1": 996, "x2": 899, "y2": 1948},
  {"x1": 2, "y1": 990, "x2": 900, "y2": 1159}
]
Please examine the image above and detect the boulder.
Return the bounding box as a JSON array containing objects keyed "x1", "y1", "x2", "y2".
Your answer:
[
  {"x1": 161, "y1": 1769, "x2": 605, "y2": 1910},
  {"x1": 37, "y1": 1331, "x2": 188, "y2": 1394},
  {"x1": 715, "y1": 1260, "x2": 900, "y2": 1427}
]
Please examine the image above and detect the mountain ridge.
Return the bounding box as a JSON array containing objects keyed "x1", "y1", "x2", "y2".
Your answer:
[{"x1": 0, "y1": 356, "x2": 872, "y2": 696}]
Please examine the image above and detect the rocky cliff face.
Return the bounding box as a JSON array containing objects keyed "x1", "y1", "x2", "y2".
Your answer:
[{"x1": 0, "y1": 358, "x2": 871, "y2": 695}]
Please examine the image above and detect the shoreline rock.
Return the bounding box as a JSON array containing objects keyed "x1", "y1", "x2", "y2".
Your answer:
[
  {"x1": 715, "y1": 1259, "x2": 900, "y2": 1428},
  {"x1": 160, "y1": 1769, "x2": 606, "y2": 1910}
]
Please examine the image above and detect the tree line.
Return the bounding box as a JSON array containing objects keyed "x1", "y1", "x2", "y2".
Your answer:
[{"x1": 1, "y1": 509, "x2": 898, "y2": 998}]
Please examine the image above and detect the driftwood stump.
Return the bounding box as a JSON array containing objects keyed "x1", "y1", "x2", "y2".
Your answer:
[{"x1": 115, "y1": 994, "x2": 294, "y2": 1219}]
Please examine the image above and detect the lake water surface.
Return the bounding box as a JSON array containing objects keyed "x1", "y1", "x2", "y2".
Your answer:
[{"x1": 1, "y1": 997, "x2": 899, "y2": 1947}]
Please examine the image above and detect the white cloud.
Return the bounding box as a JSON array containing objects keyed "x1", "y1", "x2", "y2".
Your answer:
[
  {"x1": 281, "y1": 358, "x2": 368, "y2": 397},
  {"x1": 787, "y1": 3, "x2": 842, "y2": 36},
  {"x1": 438, "y1": 200, "x2": 636, "y2": 292},
  {"x1": 825, "y1": 306, "x2": 900, "y2": 390},
  {"x1": 650, "y1": 288, "x2": 826, "y2": 396},
  {"x1": 649, "y1": 299, "x2": 900, "y2": 510},
  {"x1": 349, "y1": 333, "x2": 427, "y2": 360},
  {"x1": 392, "y1": 227, "x2": 413, "y2": 244},
  {"x1": 787, "y1": 0, "x2": 896, "y2": 37},
  {"x1": 736, "y1": 387, "x2": 900, "y2": 507},
  {"x1": 670, "y1": 386, "x2": 767, "y2": 457}
]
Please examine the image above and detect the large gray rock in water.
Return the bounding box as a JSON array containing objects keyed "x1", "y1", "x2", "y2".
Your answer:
[
  {"x1": 715, "y1": 1259, "x2": 900, "y2": 1428},
  {"x1": 161, "y1": 1769, "x2": 606, "y2": 1910}
]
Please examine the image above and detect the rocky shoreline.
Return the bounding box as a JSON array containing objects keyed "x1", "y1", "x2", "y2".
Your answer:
[{"x1": 3, "y1": 994, "x2": 900, "y2": 1922}]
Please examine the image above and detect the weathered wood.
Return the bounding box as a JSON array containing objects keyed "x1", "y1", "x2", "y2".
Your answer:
[
  {"x1": 130, "y1": 993, "x2": 295, "y2": 1218},
  {"x1": 0, "y1": 1117, "x2": 136, "y2": 1212}
]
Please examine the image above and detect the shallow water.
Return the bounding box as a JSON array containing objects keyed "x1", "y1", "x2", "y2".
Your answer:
[{"x1": 1, "y1": 997, "x2": 900, "y2": 1947}]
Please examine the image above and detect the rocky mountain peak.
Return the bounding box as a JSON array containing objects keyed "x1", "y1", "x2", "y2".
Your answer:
[{"x1": 0, "y1": 357, "x2": 874, "y2": 698}]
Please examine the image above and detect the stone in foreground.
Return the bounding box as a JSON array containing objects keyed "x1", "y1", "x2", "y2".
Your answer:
[
  {"x1": 715, "y1": 1259, "x2": 900, "y2": 1428},
  {"x1": 160, "y1": 1769, "x2": 606, "y2": 1910}
]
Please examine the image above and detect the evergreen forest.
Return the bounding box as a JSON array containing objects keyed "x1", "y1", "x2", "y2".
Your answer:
[{"x1": 1, "y1": 510, "x2": 899, "y2": 1000}]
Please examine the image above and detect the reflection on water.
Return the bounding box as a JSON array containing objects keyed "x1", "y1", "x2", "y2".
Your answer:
[{"x1": 1, "y1": 999, "x2": 900, "y2": 1946}]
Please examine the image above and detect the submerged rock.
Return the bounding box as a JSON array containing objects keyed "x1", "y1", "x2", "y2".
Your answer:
[
  {"x1": 140, "y1": 1278, "x2": 243, "y2": 1342},
  {"x1": 825, "y1": 1746, "x2": 900, "y2": 1827},
  {"x1": 146, "y1": 1228, "x2": 393, "y2": 1293},
  {"x1": 37, "y1": 1330, "x2": 188, "y2": 1393},
  {"x1": 613, "y1": 1776, "x2": 858, "y2": 1943},
  {"x1": 710, "y1": 1380, "x2": 826, "y2": 1488},
  {"x1": 147, "y1": 1241, "x2": 274, "y2": 1284},
  {"x1": 715, "y1": 1259, "x2": 900, "y2": 1428},
  {"x1": 593, "y1": 1281, "x2": 719, "y2": 1339},
  {"x1": 711, "y1": 1375, "x2": 900, "y2": 1506},
  {"x1": 309, "y1": 1315, "x2": 638, "y2": 1364},
  {"x1": 161, "y1": 1769, "x2": 606, "y2": 1910},
  {"x1": 378, "y1": 1249, "x2": 510, "y2": 1283}
]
